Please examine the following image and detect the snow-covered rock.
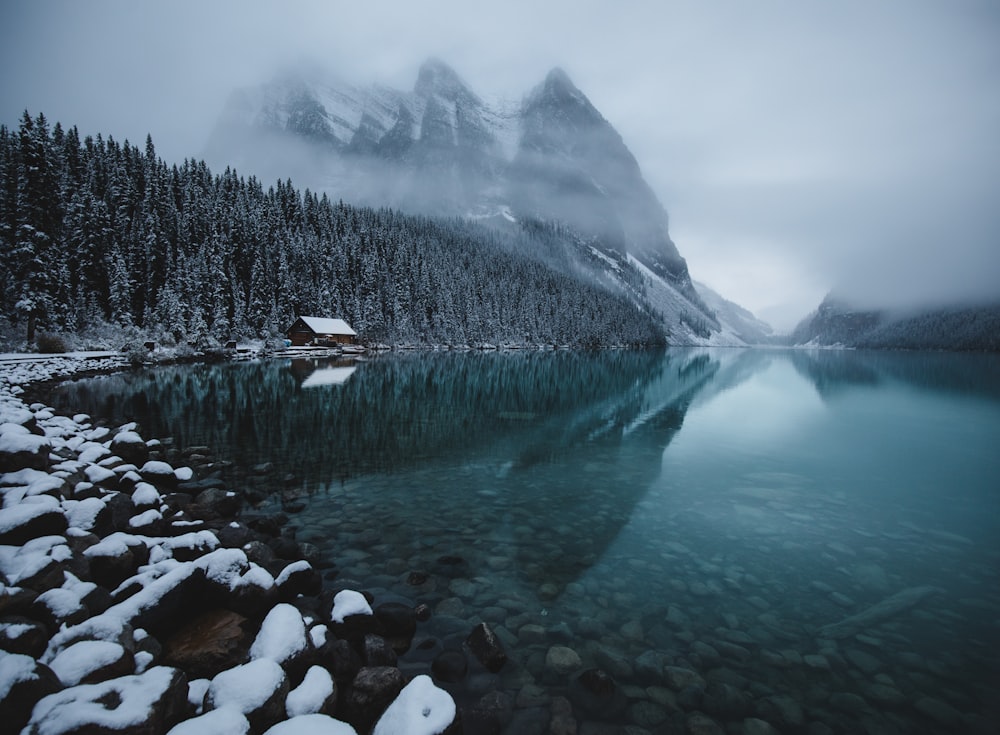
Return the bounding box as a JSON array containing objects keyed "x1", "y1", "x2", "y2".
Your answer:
[
  {"x1": 331, "y1": 589, "x2": 373, "y2": 623},
  {"x1": 264, "y1": 714, "x2": 358, "y2": 735},
  {"x1": 286, "y1": 665, "x2": 337, "y2": 718},
  {"x1": 372, "y1": 674, "x2": 456, "y2": 735},
  {"x1": 166, "y1": 706, "x2": 250, "y2": 735},
  {"x1": 250, "y1": 603, "x2": 309, "y2": 666},
  {"x1": 48, "y1": 639, "x2": 133, "y2": 686},
  {"x1": 24, "y1": 666, "x2": 188, "y2": 735},
  {"x1": 205, "y1": 658, "x2": 289, "y2": 731}
]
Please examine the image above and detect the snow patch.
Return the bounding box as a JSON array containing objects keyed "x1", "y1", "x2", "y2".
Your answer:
[
  {"x1": 330, "y1": 589, "x2": 372, "y2": 622},
  {"x1": 264, "y1": 714, "x2": 358, "y2": 735},
  {"x1": 372, "y1": 675, "x2": 456, "y2": 735},
  {"x1": 285, "y1": 665, "x2": 334, "y2": 717},
  {"x1": 249, "y1": 603, "x2": 308, "y2": 664}
]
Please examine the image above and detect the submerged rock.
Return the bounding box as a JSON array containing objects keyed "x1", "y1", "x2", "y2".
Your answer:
[{"x1": 818, "y1": 586, "x2": 941, "y2": 639}]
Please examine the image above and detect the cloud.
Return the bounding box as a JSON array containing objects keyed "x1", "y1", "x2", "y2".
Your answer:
[{"x1": 2, "y1": 0, "x2": 998, "y2": 330}]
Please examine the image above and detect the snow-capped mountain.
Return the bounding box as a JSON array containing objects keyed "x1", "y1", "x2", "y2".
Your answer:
[{"x1": 208, "y1": 58, "x2": 767, "y2": 345}]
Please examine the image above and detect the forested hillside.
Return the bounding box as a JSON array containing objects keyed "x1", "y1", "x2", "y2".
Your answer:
[
  {"x1": 0, "y1": 112, "x2": 666, "y2": 349},
  {"x1": 790, "y1": 294, "x2": 1000, "y2": 352}
]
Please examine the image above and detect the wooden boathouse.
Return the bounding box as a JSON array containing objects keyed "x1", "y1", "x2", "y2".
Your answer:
[{"x1": 286, "y1": 316, "x2": 358, "y2": 347}]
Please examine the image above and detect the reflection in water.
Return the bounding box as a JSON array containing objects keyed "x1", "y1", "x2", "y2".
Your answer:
[
  {"x1": 50, "y1": 349, "x2": 1000, "y2": 733},
  {"x1": 790, "y1": 348, "x2": 1000, "y2": 402},
  {"x1": 53, "y1": 349, "x2": 749, "y2": 589}
]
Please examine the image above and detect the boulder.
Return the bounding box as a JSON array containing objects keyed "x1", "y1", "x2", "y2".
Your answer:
[
  {"x1": 568, "y1": 668, "x2": 627, "y2": 720},
  {"x1": 190, "y1": 488, "x2": 242, "y2": 520},
  {"x1": 465, "y1": 622, "x2": 507, "y2": 673},
  {"x1": 373, "y1": 675, "x2": 457, "y2": 735},
  {"x1": 319, "y1": 638, "x2": 363, "y2": 685},
  {"x1": 0, "y1": 503, "x2": 66, "y2": 545},
  {"x1": 264, "y1": 714, "x2": 359, "y2": 735},
  {"x1": 544, "y1": 645, "x2": 582, "y2": 678},
  {"x1": 139, "y1": 461, "x2": 178, "y2": 491},
  {"x1": 249, "y1": 603, "x2": 314, "y2": 680},
  {"x1": 111, "y1": 432, "x2": 150, "y2": 466},
  {"x1": 205, "y1": 658, "x2": 289, "y2": 733},
  {"x1": 431, "y1": 649, "x2": 468, "y2": 684},
  {"x1": 0, "y1": 653, "x2": 61, "y2": 734},
  {"x1": 48, "y1": 639, "x2": 135, "y2": 686},
  {"x1": 162, "y1": 609, "x2": 253, "y2": 680},
  {"x1": 0, "y1": 615, "x2": 49, "y2": 657},
  {"x1": 164, "y1": 707, "x2": 250, "y2": 735},
  {"x1": 362, "y1": 633, "x2": 398, "y2": 667},
  {"x1": 374, "y1": 602, "x2": 417, "y2": 652},
  {"x1": 344, "y1": 666, "x2": 405, "y2": 734},
  {"x1": 0, "y1": 429, "x2": 51, "y2": 472},
  {"x1": 463, "y1": 690, "x2": 513, "y2": 735},
  {"x1": 285, "y1": 665, "x2": 338, "y2": 718},
  {"x1": 24, "y1": 666, "x2": 188, "y2": 735},
  {"x1": 275, "y1": 560, "x2": 322, "y2": 600}
]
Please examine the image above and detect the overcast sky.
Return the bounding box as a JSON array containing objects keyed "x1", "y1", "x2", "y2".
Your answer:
[{"x1": 2, "y1": 0, "x2": 998, "y2": 331}]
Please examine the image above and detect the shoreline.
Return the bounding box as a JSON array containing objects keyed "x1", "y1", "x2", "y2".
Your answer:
[{"x1": 0, "y1": 353, "x2": 473, "y2": 734}]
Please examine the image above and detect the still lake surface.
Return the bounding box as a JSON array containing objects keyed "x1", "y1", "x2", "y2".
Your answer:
[{"x1": 52, "y1": 348, "x2": 1000, "y2": 733}]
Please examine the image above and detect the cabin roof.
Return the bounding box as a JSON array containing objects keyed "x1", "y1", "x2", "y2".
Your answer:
[{"x1": 296, "y1": 316, "x2": 357, "y2": 336}]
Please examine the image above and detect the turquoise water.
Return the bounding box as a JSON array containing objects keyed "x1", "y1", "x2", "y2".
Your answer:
[{"x1": 52, "y1": 349, "x2": 1000, "y2": 733}]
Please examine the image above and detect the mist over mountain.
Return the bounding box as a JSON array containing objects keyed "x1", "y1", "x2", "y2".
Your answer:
[
  {"x1": 789, "y1": 294, "x2": 1000, "y2": 352},
  {"x1": 206, "y1": 59, "x2": 763, "y2": 344}
]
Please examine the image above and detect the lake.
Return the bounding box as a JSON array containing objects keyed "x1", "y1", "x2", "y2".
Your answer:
[{"x1": 50, "y1": 348, "x2": 1000, "y2": 733}]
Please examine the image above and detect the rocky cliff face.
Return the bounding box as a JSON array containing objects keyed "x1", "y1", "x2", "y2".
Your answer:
[{"x1": 207, "y1": 59, "x2": 743, "y2": 342}]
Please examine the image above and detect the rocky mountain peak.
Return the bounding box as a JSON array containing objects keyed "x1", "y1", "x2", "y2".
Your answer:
[{"x1": 414, "y1": 57, "x2": 479, "y2": 106}]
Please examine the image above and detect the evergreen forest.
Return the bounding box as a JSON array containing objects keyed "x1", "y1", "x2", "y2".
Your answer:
[{"x1": 0, "y1": 112, "x2": 666, "y2": 350}]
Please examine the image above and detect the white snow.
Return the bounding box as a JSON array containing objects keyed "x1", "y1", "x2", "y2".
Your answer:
[
  {"x1": 264, "y1": 714, "x2": 358, "y2": 735},
  {"x1": 84, "y1": 464, "x2": 116, "y2": 485},
  {"x1": 131, "y1": 482, "x2": 161, "y2": 507},
  {"x1": 77, "y1": 443, "x2": 110, "y2": 464},
  {"x1": 285, "y1": 665, "x2": 334, "y2": 717},
  {"x1": 27, "y1": 666, "x2": 180, "y2": 734},
  {"x1": 372, "y1": 675, "x2": 456, "y2": 735},
  {"x1": 129, "y1": 508, "x2": 163, "y2": 528},
  {"x1": 167, "y1": 707, "x2": 250, "y2": 735},
  {"x1": 275, "y1": 560, "x2": 312, "y2": 587},
  {"x1": 187, "y1": 678, "x2": 211, "y2": 713},
  {"x1": 134, "y1": 650, "x2": 154, "y2": 673},
  {"x1": 0, "y1": 651, "x2": 39, "y2": 699},
  {"x1": 0, "y1": 534, "x2": 70, "y2": 585},
  {"x1": 0, "y1": 500, "x2": 62, "y2": 533},
  {"x1": 48, "y1": 640, "x2": 127, "y2": 686},
  {"x1": 112, "y1": 431, "x2": 144, "y2": 446},
  {"x1": 0, "y1": 428, "x2": 49, "y2": 456},
  {"x1": 62, "y1": 497, "x2": 105, "y2": 531},
  {"x1": 330, "y1": 589, "x2": 372, "y2": 622},
  {"x1": 35, "y1": 587, "x2": 84, "y2": 618},
  {"x1": 249, "y1": 603, "x2": 308, "y2": 664},
  {"x1": 207, "y1": 658, "x2": 286, "y2": 714},
  {"x1": 174, "y1": 466, "x2": 194, "y2": 481},
  {"x1": 140, "y1": 460, "x2": 175, "y2": 476},
  {"x1": 309, "y1": 625, "x2": 328, "y2": 649}
]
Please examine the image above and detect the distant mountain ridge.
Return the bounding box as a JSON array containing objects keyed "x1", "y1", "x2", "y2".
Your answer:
[
  {"x1": 208, "y1": 59, "x2": 770, "y2": 345},
  {"x1": 790, "y1": 294, "x2": 1000, "y2": 351}
]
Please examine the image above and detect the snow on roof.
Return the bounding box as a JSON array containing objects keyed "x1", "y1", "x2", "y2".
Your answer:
[{"x1": 298, "y1": 317, "x2": 357, "y2": 336}]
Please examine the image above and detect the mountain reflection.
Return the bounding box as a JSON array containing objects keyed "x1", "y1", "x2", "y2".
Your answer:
[
  {"x1": 789, "y1": 349, "x2": 1000, "y2": 402},
  {"x1": 50, "y1": 349, "x2": 771, "y2": 589}
]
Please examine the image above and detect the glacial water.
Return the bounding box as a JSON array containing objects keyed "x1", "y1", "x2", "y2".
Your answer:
[{"x1": 50, "y1": 348, "x2": 1000, "y2": 733}]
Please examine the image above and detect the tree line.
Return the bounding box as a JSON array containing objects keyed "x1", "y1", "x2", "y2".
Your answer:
[{"x1": 0, "y1": 111, "x2": 666, "y2": 349}]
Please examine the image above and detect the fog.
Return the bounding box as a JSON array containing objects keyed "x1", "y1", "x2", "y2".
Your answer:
[{"x1": 2, "y1": 0, "x2": 998, "y2": 331}]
